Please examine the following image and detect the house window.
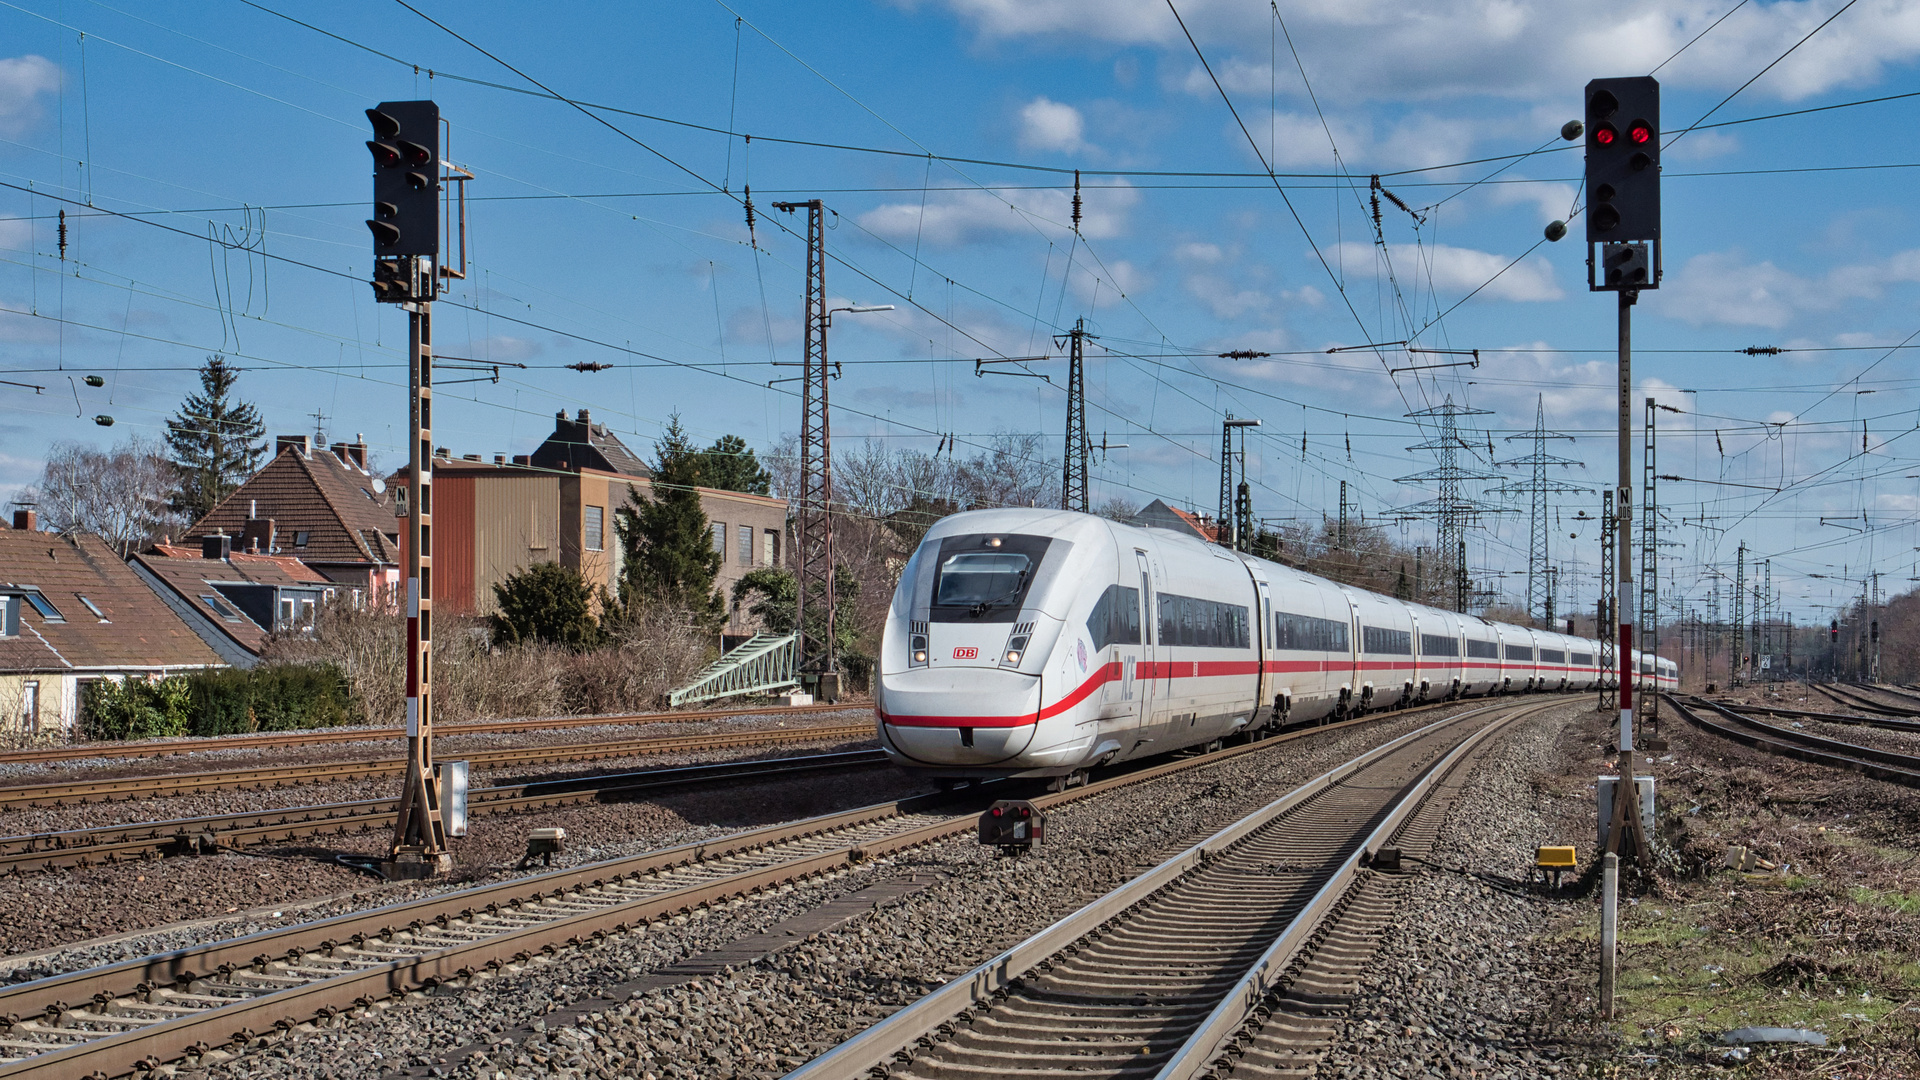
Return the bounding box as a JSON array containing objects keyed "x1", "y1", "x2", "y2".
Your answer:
[
  {"x1": 763, "y1": 530, "x2": 779, "y2": 567},
  {"x1": 711, "y1": 521, "x2": 727, "y2": 554},
  {"x1": 738, "y1": 525, "x2": 752, "y2": 565},
  {"x1": 21, "y1": 681, "x2": 37, "y2": 731},
  {"x1": 279, "y1": 597, "x2": 296, "y2": 627},
  {"x1": 19, "y1": 590, "x2": 63, "y2": 622},
  {"x1": 201, "y1": 595, "x2": 243, "y2": 622},
  {"x1": 584, "y1": 505, "x2": 605, "y2": 552},
  {"x1": 293, "y1": 531, "x2": 311, "y2": 547},
  {"x1": 0, "y1": 596, "x2": 16, "y2": 637},
  {"x1": 77, "y1": 595, "x2": 108, "y2": 622}
]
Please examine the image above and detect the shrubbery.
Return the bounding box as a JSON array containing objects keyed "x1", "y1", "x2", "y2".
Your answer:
[{"x1": 81, "y1": 664, "x2": 356, "y2": 740}]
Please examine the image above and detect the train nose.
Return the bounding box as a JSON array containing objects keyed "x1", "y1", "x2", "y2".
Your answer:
[{"x1": 877, "y1": 666, "x2": 1041, "y2": 765}]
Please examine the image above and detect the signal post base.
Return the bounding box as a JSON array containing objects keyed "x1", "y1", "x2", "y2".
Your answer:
[{"x1": 382, "y1": 850, "x2": 454, "y2": 881}]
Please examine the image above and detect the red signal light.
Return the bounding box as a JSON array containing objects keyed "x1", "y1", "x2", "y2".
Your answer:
[
  {"x1": 1593, "y1": 123, "x2": 1617, "y2": 146},
  {"x1": 1628, "y1": 122, "x2": 1652, "y2": 144},
  {"x1": 366, "y1": 141, "x2": 401, "y2": 168}
]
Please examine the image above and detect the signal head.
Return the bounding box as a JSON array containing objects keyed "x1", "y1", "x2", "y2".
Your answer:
[
  {"x1": 365, "y1": 108, "x2": 401, "y2": 139},
  {"x1": 367, "y1": 219, "x2": 401, "y2": 247},
  {"x1": 1589, "y1": 89, "x2": 1619, "y2": 118},
  {"x1": 397, "y1": 140, "x2": 433, "y2": 167},
  {"x1": 1627, "y1": 120, "x2": 1653, "y2": 145},
  {"x1": 367, "y1": 141, "x2": 401, "y2": 168},
  {"x1": 1592, "y1": 122, "x2": 1617, "y2": 147}
]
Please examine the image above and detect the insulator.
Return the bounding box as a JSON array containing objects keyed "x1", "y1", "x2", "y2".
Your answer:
[
  {"x1": 743, "y1": 185, "x2": 758, "y2": 248},
  {"x1": 57, "y1": 209, "x2": 66, "y2": 260},
  {"x1": 1071, "y1": 169, "x2": 1082, "y2": 234}
]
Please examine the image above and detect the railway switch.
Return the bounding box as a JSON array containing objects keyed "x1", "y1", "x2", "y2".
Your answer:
[{"x1": 979, "y1": 800, "x2": 1044, "y2": 856}]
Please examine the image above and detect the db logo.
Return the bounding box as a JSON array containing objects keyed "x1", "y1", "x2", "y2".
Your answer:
[{"x1": 952, "y1": 646, "x2": 979, "y2": 659}]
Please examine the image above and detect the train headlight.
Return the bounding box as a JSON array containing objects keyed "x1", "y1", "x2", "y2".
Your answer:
[
  {"x1": 1002, "y1": 634, "x2": 1031, "y2": 667},
  {"x1": 910, "y1": 634, "x2": 929, "y2": 667}
]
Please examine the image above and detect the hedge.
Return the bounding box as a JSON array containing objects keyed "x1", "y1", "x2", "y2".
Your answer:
[{"x1": 81, "y1": 664, "x2": 357, "y2": 740}]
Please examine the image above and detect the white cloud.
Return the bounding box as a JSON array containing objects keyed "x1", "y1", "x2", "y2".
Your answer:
[
  {"x1": 0, "y1": 56, "x2": 57, "y2": 138},
  {"x1": 459, "y1": 335, "x2": 543, "y2": 362},
  {"x1": 1491, "y1": 179, "x2": 1579, "y2": 225},
  {"x1": 858, "y1": 182, "x2": 1139, "y2": 247},
  {"x1": 1174, "y1": 241, "x2": 1224, "y2": 264},
  {"x1": 1018, "y1": 96, "x2": 1089, "y2": 153},
  {"x1": 1334, "y1": 241, "x2": 1563, "y2": 302},
  {"x1": 1657, "y1": 249, "x2": 1920, "y2": 329},
  {"x1": 1185, "y1": 273, "x2": 1268, "y2": 319},
  {"x1": 925, "y1": 1, "x2": 1920, "y2": 104}
]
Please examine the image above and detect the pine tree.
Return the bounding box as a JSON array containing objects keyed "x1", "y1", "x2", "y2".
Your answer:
[
  {"x1": 166, "y1": 355, "x2": 265, "y2": 522},
  {"x1": 489, "y1": 562, "x2": 603, "y2": 649},
  {"x1": 613, "y1": 418, "x2": 726, "y2": 631},
  {"x1": 688, "y1": 434, "x2": 772, "y2": 495}
]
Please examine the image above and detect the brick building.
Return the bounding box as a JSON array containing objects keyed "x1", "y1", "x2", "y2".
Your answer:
[
  {"x1": 395, "y1": 410, "x2": 787, "y2": 634},
  {"x1": 132, "y1": 539, "x2": 349, "y2": 667},
  {"x1": 187, "y1": 434, "x2": 401, "y2": 604},
  {"x1": 0, "y1": 512, "x2": 223, "y2": 733}
]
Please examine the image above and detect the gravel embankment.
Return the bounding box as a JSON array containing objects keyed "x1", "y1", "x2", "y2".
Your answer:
[
  {"x1": 0, "y1": 755, "x2": 921, "y2": 970},
  {"x1": 1313, "y1": 699, "x2": 1598, "y2": 1079},
  {"x1": 188, "y1": 704, "x2": 1488, "y2": 1080}
]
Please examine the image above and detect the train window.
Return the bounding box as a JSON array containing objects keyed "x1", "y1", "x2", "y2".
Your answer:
[
  {"x1": 1273, "y1": 612, "x2": 1347, "y2": 652},
  {"x1": 1087, "y1": 585, "x2": 1141, "y2": 651},
  {"x1": 1362, "y1": 626, "x2": 1412, "y2": 655},
  {"x1": 1572, "y1": 652, "x2": 1593, "y2": 666},
  {"x1": 1157, "y1": 594, "x2": 1249, "y2": 649},
  {"x1": 936, "y1": 553, "x2": 1031, "y2": 607},
  {"x1": 1466, "y1": 639, "x2": 1499, "y2": 659},
  {"x1": 1419, "y1": 633, "x2": 1458, "y2": 657},
  {"x1": 1540, "y1": 649, "x2": 1565, "y2": 664},
  {"x1": 1506, "y1": 645, "x2": 1533, "y2": 661}
]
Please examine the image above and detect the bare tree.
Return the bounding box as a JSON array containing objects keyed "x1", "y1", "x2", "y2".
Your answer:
[
  {"x1": 11, "y1": 437, "x2": 185, "y2": 557},
  {"x1": 955, "y1": 431, "x2": 1055, "y2": 510}
]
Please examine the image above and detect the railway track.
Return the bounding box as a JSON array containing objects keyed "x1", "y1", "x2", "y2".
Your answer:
[
  {"x1": 1709, "y1": 698, "x2": 1920, "y2": 733},
  {"x1": 0, "y1": 748, "x2": 890, "y2": 874},
  {"x1": 0, "y1": 721, "x2": 875, "y2": 809},
  {"x1": 0, "y1": 701, "x2": 856, "y2": 766},
  {"x1": 1810, "y1": 682, "x2": 1920, "y2": 718},
  {"x1": 0, "y1": 694, "x2": 1545, "y2": 1078},
  {"x1": 789, "y1": 697, "x2": 1558, "y2": 1080},
  {"x1": 1671, "y1": 695, "x2": 1920, "y2": 788}
]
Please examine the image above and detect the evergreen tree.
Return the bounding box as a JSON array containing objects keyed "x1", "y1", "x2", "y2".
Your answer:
[
  {"x1": 613, "y1": 418, "x2": 726, "y2": 630},
  {"x1": 489, "y1": 562, "x2": 603, "y2": 649},
  {"x1": 688, "y1": 434, "x2": 772, "y2": 494},
  {"x1": 166, "y1": 355, "x2": 265, "y2": 522}
]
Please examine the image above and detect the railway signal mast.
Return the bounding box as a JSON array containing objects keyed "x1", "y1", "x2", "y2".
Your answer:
[{"x1": 366, "y1": 100, "x2": 452, "y2": 879}]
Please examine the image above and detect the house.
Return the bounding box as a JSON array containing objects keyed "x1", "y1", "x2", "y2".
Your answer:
[
  {"x1": 1135, "y1": 499, "x2": 1221, "y2": 542},
  {"x1": 0, "y1": 511, "x2": 224, "y2": 734},
  {"x1": 392, "y1": 410, "x2": 788, "y2": 634},
  {"x1": 132, "y1": 537, "x2": 351, "y2": 667},
  {"x1": 186, "y1": 435, "x2": 401, "y2": 604}
]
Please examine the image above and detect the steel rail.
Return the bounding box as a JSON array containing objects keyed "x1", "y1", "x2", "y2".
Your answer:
[
  {"x1": 1810, "y1": 683, "x2": 1920, "y2": 718},
  {"x1": 0, "y1": 693, "x2": 1564, "y2": 1079},
  {"x1": 0, "y1": 749, "x2": 889, "y2": 874},
  {"x1": 0, "y1": 702, "x2": 856, "y2": 766},
  {"x1": 1709, "y1": 699, "x2": 1920, "y2": 733},
  {"x1": 785, "y1": 697, "x2": 1558, "y2": 1080},
  {"x1": 0, "y1": 722, "x2": 875, "y2": 808},
  {"x1": 1673, "y1": 695, "x2": 1920, "y2": 787}
]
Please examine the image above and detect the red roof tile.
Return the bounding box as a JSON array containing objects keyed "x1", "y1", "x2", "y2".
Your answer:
[
  {"x1": 191, "y1": 441, "x2": 400, "y2": 567},
  {"x1": 0, "y1": 531, "x2": 224, "y2": 671}
]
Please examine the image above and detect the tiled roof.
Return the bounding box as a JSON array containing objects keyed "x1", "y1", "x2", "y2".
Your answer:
[
  {"x1": 0, "y1": 530, "x2": 224, "y2": 672},
  {"x1": 191, "y1": 440, "x2": 400, "y2": 566},
  {"x1": 529, "y1": 409, "x2": 651, "y2": 478},
  {"x1": 133, "y1": 549, "x2": 336, "y2": 656}
]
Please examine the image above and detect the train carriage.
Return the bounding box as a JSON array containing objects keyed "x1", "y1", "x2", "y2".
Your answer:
[{"x1": 876, "y1": 507, "x2": 1666, "y2": 781}]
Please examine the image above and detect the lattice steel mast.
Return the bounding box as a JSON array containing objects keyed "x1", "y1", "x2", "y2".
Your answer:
[
  {"x1": 1494, "y1": 396, "x2": 1584, "y2": 624},
  {"x1": 773, "y1": 199, "x2": 838, "y2": 698}
]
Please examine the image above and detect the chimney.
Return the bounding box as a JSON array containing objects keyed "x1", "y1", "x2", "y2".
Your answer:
[
  {"x1": 11, "y1": 509, "x2": 35, "y2": 532},
  {"x1": 240, "y1": 518, "x2": 275, "y2": 555},
  {"x1": 576, "y1": 408, "x2": 590, "y2": 423},
  {"x1": 330, "y1": 441, "x2": 353, "y2": 468},
  {"x1": 201, "y1": 533, "x2": 232, "y2": 560},
  {"x1": 276, "y1": 434, "x2": 311, "y2": 457},
  {"x1": 349, "y1": 434, "x2": 368, "y2": 470},
  {"x1": 493, "y1": 454, "x2": 506, "y2": 465},
  {"x1": 511, "y1": 454, "x2": 531, "y2": 466},
  {"x1": 462, "y1": 453, "x2": 481, "y2": 462}
]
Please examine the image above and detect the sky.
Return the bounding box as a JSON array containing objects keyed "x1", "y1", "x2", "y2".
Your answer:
[{"x1": 2, "y1": 0, "x2": 1919, "y2": 632}]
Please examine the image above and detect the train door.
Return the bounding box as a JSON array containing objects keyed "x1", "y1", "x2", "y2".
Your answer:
[
  {"x1": 1254, "y1": 578, "x2": 1272, "y2": 725},
  {"x1": 1345, "y1": 593, "x2": 1364, "y2": 711},
  {"x1": 1133, "y1": 549, "x2": 1158, "y2": 733}
]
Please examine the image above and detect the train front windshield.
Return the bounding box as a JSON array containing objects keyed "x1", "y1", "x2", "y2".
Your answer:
[
  {"x1": 924, "y1": 533, "x2": 1053, "y2": 622},
  {"x1": 936, "y1": 553, "x2": 1030, "y2": 606}
]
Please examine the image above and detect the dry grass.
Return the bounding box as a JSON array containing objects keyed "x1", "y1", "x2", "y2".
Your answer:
[{"x1": 263, "y1": 602, "x2": 714, "y2": 724}]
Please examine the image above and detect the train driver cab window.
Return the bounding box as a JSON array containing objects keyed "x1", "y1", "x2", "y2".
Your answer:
[
  {"x1": 1087, "y1": 584, "x2": 1141, "y2": 651},
  {"x1": 937, "y1": 553, "x2": 1029, "y2": 607}
]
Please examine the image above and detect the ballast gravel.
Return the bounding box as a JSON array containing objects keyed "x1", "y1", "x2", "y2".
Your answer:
[
  {"x1": 182, "y1": 703, "x2": 1496, "y2": 1080},
  {"x1": 1314, "y1": 699, "x2": 1595, "y2": 1078}
]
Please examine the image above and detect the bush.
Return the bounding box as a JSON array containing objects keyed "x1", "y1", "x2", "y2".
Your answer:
[{"x1": 81, "y1": 664, "x2": 356, "y2": 740}]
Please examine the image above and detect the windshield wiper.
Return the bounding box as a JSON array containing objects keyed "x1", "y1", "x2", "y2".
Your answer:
[{"x1": 967, "y1": 572, "x2": 1029, "y2": 618}]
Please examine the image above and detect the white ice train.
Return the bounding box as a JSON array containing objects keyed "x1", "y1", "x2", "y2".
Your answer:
[{"x1": 876, "y1": 507, "x2": 1678, "y2": 781}]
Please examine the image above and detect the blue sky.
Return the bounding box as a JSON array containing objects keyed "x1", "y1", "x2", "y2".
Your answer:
[{"x1": 2, "y1": 0, "x2": 1918, "y2": 628}]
